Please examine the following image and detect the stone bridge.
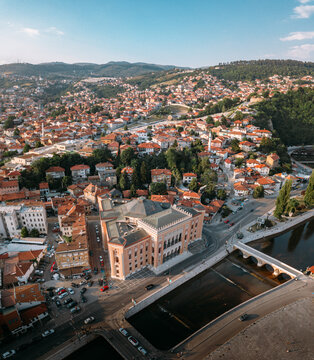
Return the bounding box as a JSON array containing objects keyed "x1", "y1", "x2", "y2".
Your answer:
[{"x1": 234, "y1": 242, "x2": 303, "y2": 278}]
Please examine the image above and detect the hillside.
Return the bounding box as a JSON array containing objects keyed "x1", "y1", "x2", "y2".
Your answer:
[
  {"x1": 253, "y1": 87, "x2": 314, "y2": 146},
  {"x1": 204, "y1": 60, "x2": 314, "y2": 82},
  {"x1": 0, "y1": 61, "x2": 181, "y2": 78}
]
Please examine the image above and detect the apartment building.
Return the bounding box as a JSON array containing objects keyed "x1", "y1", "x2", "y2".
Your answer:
[
  {"x1": 100, "y1": 198, "x2": 204, "y2": 280},
  {"x1": 55, "y1": 213, "x2": 90, "y2": 276},
  {"x1": 151, "y1": 169, "x2": 172, "y2": 188},
  {"x1": 0, "y1": 204, "x2": 47, "y2": 239}
]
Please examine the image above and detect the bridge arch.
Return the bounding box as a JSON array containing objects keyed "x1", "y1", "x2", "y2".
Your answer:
[{"x1": 261, "y1": 263, "x2": 275, "y2": 273}]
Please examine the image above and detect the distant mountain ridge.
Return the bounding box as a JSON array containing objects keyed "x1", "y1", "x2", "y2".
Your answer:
[{"x1": 0, "y1": 61, "x2": 185, "y2": 78}]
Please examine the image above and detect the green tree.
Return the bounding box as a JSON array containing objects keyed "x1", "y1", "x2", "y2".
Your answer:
[
  {"x1": 130, "y1": 184, "x2": 137, "y2": 198},
  {"x1": 253, "y1": 185, "x2": 264, "y2": 199},
  {"x1": 150, "y1": 182, "x2": 167, "y2": 195},
  {"x1": 274, "y1": 180, "x2": 292, "y2": 219},
  {"x1": 21, "y1": 227, "x2": 29, "y2": 238},
  {"x1": 286, "y1": 198, "x2": 299, "y2": 215},
  {"x1": 123, "y1": 124, "x2": 128, "y2": 131},
  {"x1": 29, "y1": 228, "x2": 40, "y2": 237},
  {"x1": 131, "y1": 171, "x2": 140, "y2": 189},
  {"x1": 3, "y1": 115, "x2": 15, "y2": 129},
  {"x1": 140, "y1": 161, "x2": 147, "y2": 184},
  {"x1": 35, "y1": 141, "x2": 44, "y2": 148},
  {"x1": 119, "y1": 172, "x2": 129, "y2": 191},
  {"x1": 304, "y1": 170, "x2": 314, "y2": 207},
  {"x1": 230, "y1": 139, "x2": 240, "y2": 153},
  {"x1": 234, "y1": 111, "x2": 244, "y2": 121},
  {"x1": 200, "y1": 169, "x2": 217, "y2": 186},
  {"x1": 217, "y1": 189, "x2": 227, "y2": 200},
  {"x1": 121, "y1": 147, "x2": 135, "y2": 166},
  {"x1": 62, "y1": 175, "x2": 72, "y2": 190},
  {"x1": 235, "y1": 158, "x2": 244, "y2": 168},
  {"x1": 188, "y1": 178, "x2": 199, "y2": 192},
  {"x1": 13, "y1": 128, "x2": 20, "y2": 136}
]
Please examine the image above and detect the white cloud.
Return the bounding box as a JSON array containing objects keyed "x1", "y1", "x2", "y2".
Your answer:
[
  {"x1": 293, "y1": 5, "x2": 314, "y2": 18},
  {"x1": 288, "y1": 43, "x2": 314, "y2": 59},
  {"x1": 280, "y1": 31, "x2": 314, "y2": 41},
  {"x1": 45, "y1": 27, "x2": 64, "y2": 36},
  {"x1": 298, "y1": 0, "x2": 312, "y2": 4},
  {"x1": 21, "y1": 27, "x2": 40, "y2": 37}
]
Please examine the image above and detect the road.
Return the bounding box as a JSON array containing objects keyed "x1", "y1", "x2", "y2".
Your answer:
[{"x1": 173, "y1": 276, "x2": 313, "y2": 359}]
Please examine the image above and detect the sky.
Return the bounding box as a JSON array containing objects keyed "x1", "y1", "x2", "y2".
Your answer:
[{"x1": 0, "y1": 0, "x2": 314, "y2": 67}]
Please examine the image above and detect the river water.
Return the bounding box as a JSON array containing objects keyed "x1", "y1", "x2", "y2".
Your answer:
[{"x1": 127, "y1": 219, "x2": 314, "y2": 350}]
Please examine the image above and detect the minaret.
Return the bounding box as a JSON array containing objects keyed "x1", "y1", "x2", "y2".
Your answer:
[
  {"x1": 41, "y1": 123, "x2": 44, "y2": 138},
  {"x1": 208, "y1": 131, "x2": 212, "y2": 152}
]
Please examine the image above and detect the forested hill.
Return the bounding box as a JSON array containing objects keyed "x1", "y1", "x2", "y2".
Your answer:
[
  {"x1": 253, "y1": 87, "x2": 314, "y2": 146},
  {"x1": 0, "y1": 61, "x2": 182, "y2": 78},
  {"x1": 204, "y1": 60, "x2": 314, "y2": 81}
]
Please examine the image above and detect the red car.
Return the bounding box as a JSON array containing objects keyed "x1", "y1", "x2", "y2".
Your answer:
[
  {"x1": 100, "y1": 285, "x2": 109, "y2": 292},
  {"x1": 224, "y1": 219, "x2": 229, "y2": 224},
  {"x1": 229, "y1": 222, "x2": 235, "y2": 227},
  {"x1": 57, "y1": 289, "x2": 66, "y2": 295}
]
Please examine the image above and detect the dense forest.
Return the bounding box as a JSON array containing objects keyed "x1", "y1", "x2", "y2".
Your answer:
[
  {"x1": 205, "y1": 60, "x2": 314, "y2": 82},
  {"x1": 0, "y1": 61, "x2": 180, "y2": 78},
  {"x1": 253, "y1": 87, "x2": 314, "y2": 146}
]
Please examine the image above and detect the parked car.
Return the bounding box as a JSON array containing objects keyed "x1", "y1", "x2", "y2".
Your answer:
[
  {"x1": 67, "y1": 301, "x2": 78, "y2": 309},
  {"x1": 80, "y1": 287, "x2": 87, "y2": 294},
  {"x1": 98, "y1": 279, "x2": 103, "y2": 286},
  {"x1": 119, "y1": 328, "x2": 128, "y2": 336},
  {"x1": 58, "y1": 292, "x2": 68, "y2": 299},
  {"x1": 57, "y1": 289, "x2": 66, "y2": 295},
  {"x1": 128, "y1": 336, "x2": 139, "y2": 346},
  {"x1": 34, "y1": 270, "x2": 43, "y2": 275},
  {"x1": 68, "y1": 288, "x2": 75, "y2": 295},
  {"x1": 224, "y1": 219, "x2": 230, "y2": 224},
  {"x1": 55, "y1": 300, "x2": 61, "y2": 307},
  {"x1": 229, "y1": 222, "x2": 235, "y2": 227},
  {"x1": 63, "y1": 298, "x2": 73, "y2": 305},
  {"x1": 137, "y1": 346, "x2": 148, "y2": 356},
  {"x1": 145, "y1": 284, "x2": 155, "y2": 291},
  {"x1": 70, "y1": 306, "x2": 81, "y2": 314},
  {"x1": 80, "y1": 295, "x2": 87, "y2": 303},
  {"x1": 42, "y1": 329, "x2": 55, "y2": 338},
  {"x1": 1, "y1": 350, "x2": 16, "y2": 359},
  {"x1": 87, "y1": 281, "x2": 93, "y2": 287},
  {"x1": 96, "y1": 237, "x2": 100, "y2": 243},
  {"x1": 84, "y1": 316, "x2": 95, "y2": 324},
  {"x1": 94, "y1": 267, "x2": 98, "y2": 275},
  {"x1": 71, "y1": 283, "x2": 79, "y2": 288},
  {"x1": 100, "y1": 285, "x2": 109, "y2": 292}
]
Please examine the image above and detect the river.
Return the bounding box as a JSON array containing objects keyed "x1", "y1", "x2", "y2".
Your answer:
[{"x1": 127, "y1": 219, "x2": 314, "y2": 350}]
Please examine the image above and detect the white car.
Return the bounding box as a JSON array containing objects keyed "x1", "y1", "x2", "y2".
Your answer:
[
  {"x1": 2, "y1": 350, "x2": 16, "y2": 359},
  {"x1": 68, "y1": 288, "x2": 75, "y2": 295},
  {"x1": 119, "y1": 328, "x2": 128, "y2": 336},
  {"x1": 96, "y1": 237, "x2": 100, "y2": 243},
  {"x1": 42, "y1": 329, "x2": 55, "y2": 337},
  {"x1": 84, "y1": 316, "x2": 95, "y2": 324},
  {"x1": 58, "y1": 292, "x2": 68, "y2": 299}
]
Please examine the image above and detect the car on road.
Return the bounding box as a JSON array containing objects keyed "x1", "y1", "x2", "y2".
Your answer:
[
  {"x1": 96, "y1": 236, "x2": 100, "y2": 242},
  {"x1": 80, "y1": 295, "x2": 87, "y2": 303},
  {"x1": 239, "y1": 313, "x2": 248, "y2": 321},
  {"x1": 87, "y1": 281, "x2": 93, "y2": 287},
  {"x1": 138, "y1": 346, "x2": 148, "y2": 356},
  {"x1": 119, "y1": 328, "x2": 128, "y2": 336},
  {"x1": 70, "y1": 306, "x2": 81, "y2": 314},
  {"x1": 128, "y1": 336, "x2": 139, "y2": 346},
  {"x1": 79, "y1": 279, "x2": 87, "y2": 286},
  {"x1": 229, "y1": 222, "x2": 234, "y2": 227},
  {"x1": 1, "y1": 350, "x2": 16, "y2": 359},
  {"x1": 224, "y1": 219, "x2": 229, "y2": 224},
  {"x1": 42, "y1": 329, "x2": 55, "y2": 338},
  {"x1": 84, "y1": 316, "x2": 95, "y2": 324},
  {"x1": 68, "y1": 288, "x2": 75, "y2": 295},
  {"x1": 80, "y1": 287, "x2": 87, "y2": 294},
  {"x1": 100, "y1": 285, "x2": 109, "y2": 292},
  {"x1": 94, "y1": 267, "x2": 98, "y2": 275},
  {"x1": 145, "y1": 284, "x2": 155, "y2": 291},
  {"x1": 250, "y1": 209, "x2": 254, "y2": 212},
  {"x1": 71, "y1": 282, "x2": 79, "y2": 288},
  {"x1": 55, "y1": 299, "x2": 61, "y2": 307}
]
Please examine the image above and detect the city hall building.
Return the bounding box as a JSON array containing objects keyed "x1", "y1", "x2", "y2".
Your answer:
[{"x1": 99, "y1": 197, "x2": 204, "y2": 279}]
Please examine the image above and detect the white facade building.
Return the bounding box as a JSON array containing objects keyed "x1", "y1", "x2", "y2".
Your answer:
[{"x1": 0, "y1": 205, "x2": 47, "y2": 239}]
